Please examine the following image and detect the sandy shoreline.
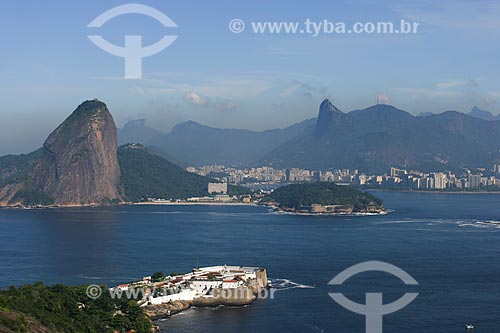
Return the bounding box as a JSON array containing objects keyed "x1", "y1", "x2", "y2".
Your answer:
[
  {"x1": 0, "y1": 202, "x2": 259, "y2": 210},
  {"x1": 131, "y1": 202, "x2": 258, "y2": 206}
]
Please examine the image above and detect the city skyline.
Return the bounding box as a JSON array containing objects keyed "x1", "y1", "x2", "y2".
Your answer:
[{"x1": 189, "y1": 163, "x2": 500, "y2": 191}]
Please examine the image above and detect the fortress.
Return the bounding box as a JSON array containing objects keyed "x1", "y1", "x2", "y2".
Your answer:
[{"x1": 111, "y1": 265, "x2": 269, "y2": 319}]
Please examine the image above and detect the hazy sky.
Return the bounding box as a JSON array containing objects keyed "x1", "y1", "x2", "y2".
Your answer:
[{"x1": 1, "y1": 0, "x2": 499, "y2": 155}]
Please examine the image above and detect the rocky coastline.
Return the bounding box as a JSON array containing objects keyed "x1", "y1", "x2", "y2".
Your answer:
[{"x1": 144, "y1": 286, "x2": 258, "y2": 320}]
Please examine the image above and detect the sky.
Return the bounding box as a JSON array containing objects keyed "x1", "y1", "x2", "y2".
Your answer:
[{"x1": 0, "y1": 0, "x2": 499, "y2": 155}]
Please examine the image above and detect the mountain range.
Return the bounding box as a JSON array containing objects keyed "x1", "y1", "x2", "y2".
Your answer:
[
  {"x1": 261, "y1": 100, "x2": 500, "y2": 173},
  {"x1": 120, "y1": 118, "x2": 315, "y2": 166},
  {"x1": 418, "y1": 106, "x2": 500, "y2": 120},
  {"x1": 2, "y1": 98, "x2": 499, "y2": 207},
  {"x1": 119, "y1": 102, "x2": 500, "y2": 173}
]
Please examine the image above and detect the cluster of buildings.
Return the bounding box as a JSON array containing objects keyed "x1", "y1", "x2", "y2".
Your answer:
[
  {"x1": 380, "y1": 167, "x2": 499, "y2": 190},
  {"x1": 187, "y1": 165, "x2": 359, "y2": 185},
  {"x1": 186, "y1": 164, "x2": 500, "y2": 191},
  {"x1": 112, "y1": 265, "x2": 268, "y2": 306}
]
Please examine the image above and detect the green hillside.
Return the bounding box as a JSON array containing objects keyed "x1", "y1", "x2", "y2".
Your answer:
[
  {"x1": 0, "y1": 283, "x2": 151, "y2": 333},
  {"x1": 118, "y1": 144, "x2": 248, "y2": 202}
]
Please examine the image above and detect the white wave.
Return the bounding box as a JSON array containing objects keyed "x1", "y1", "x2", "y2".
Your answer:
[
  {"x1": 268, "y1": 210, "x2": 389, "y2": 217},
  {"x1": 456, "y1": 219, "x2": 500, "y2": 229},
  {"x1": 374, "y1": 218, "x2": 461, "y2": 225},
  {"x1": 373, "y1": 219, "x2": 429, "y2": 224},
  {"x1": 270, "y1": 278, "x2": 314, "y2": 292},
  {"x1": 77, "y1": 274, "x2": 138, "y2": 281},
  {"x1": 77, "y1": 275, "x2": 106, "y2": 280}
]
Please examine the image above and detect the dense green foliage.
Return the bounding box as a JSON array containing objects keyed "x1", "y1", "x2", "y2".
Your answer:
[
  {"x1": 0, "y1": 283, "x2": 152, "y2": 333},
  {"x1": 0, "y1": 150, "x2": 56, "y2": 206},
  {"x1": 0, "y1": 149, "x2": 42, "y2": 188},
  {"x1": 269, "y1": 182, "x2": 383, "y2": 211},
  {"x1": 118, "y1": 145, "x2": 249, "y2": 201},
  {"x1": 151, "y1": 272, "x2": 165, "y2": 282},
  {"x1": 118, "y1": 145, "x2": 210, "y2": 201},
  {"x1": 10, "y1": 189, "x2": 55, "y2": 206}
]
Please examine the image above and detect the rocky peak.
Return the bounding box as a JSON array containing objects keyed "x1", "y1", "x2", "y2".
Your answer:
[
  {"x1": 469, "y1": 106, "x2": 497, "y2": 121},
  {"x1": 315, "y1": 99, "x2": 342, "y2": 135},
  {"x1": 33, "y1": 100, "x2": 122, "y2": 205}
]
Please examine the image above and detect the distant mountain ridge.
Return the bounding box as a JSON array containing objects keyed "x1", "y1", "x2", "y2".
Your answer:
[
  {"x1": 418, "y1": 106, "x2": 499, "y2": 120},
  {"x1": 117, "y1": 102, "x2": 500, "y2": 172},
  {"x1": 118, "y1": 119, "x2": 164, "y2": 146},
  {"x1": 145, "y1": 118, "x2": 316, "y2": 166},
  {"x1": 259, "y1": 100, "x2": 500, "y2": 173}
]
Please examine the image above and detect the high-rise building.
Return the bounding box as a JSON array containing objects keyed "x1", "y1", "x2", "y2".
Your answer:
[
  {"x1": 432, "y1": 173, "x2": 448, "y2": 189},
  {"x1": 390, "y1": 167, "x2": 400, "y2": 177},
  {"x1": 468, "y1": 174, "x2": 481, "y2": 188}
]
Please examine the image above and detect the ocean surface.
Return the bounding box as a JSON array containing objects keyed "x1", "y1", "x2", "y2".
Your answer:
[{"x1": 1, "y1": 191, "x2": 500, "y2": 332}]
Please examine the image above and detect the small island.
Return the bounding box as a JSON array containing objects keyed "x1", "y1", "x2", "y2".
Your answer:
[
  {"x1": 263, "y1": 181, "x2": 386, "y2": 215},
  {"x1": 128, "y1": 265, "x2": 268, "y2": 320}
]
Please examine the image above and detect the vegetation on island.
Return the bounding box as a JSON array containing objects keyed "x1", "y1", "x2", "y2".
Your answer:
[
  {"x1": 267, "y1": 181, "x2": 384, "y2": 212},
  {"x1": 0, "y1": 282, "x2": 152, "y2": 333}
]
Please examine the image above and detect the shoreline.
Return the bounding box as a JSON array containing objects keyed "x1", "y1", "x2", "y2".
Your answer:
[
  {"x1": 367, "y1": 189, "x2": 500, "y2": 195},
  {"x1": 264, "y1": 203, "x2": 388, "y2": 216},
  {"x1": 4, "y1": 189, "x2": 500, "y2": 210},
  {"x1": 270, "y1": 207, "x2": 389, "y2": 216},
  {"x1": 0, "y1": 201, "x2": 259, "y2": 210},
  {"x1": 132, "y1": 201, "x2": 257, "y2": 206}
]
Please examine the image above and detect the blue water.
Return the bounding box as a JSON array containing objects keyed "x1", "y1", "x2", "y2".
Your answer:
[{"x1": 1, "y1": 191, "x2": 500, "y2": 332}]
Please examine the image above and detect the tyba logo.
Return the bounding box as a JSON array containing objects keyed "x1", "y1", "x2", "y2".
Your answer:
[
  {"x1": 88, "y1": 3, "x2": 178, "y2": 79},
  {"x1": 328, "y1": 261, "x2": 418, "y2": 333}
]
